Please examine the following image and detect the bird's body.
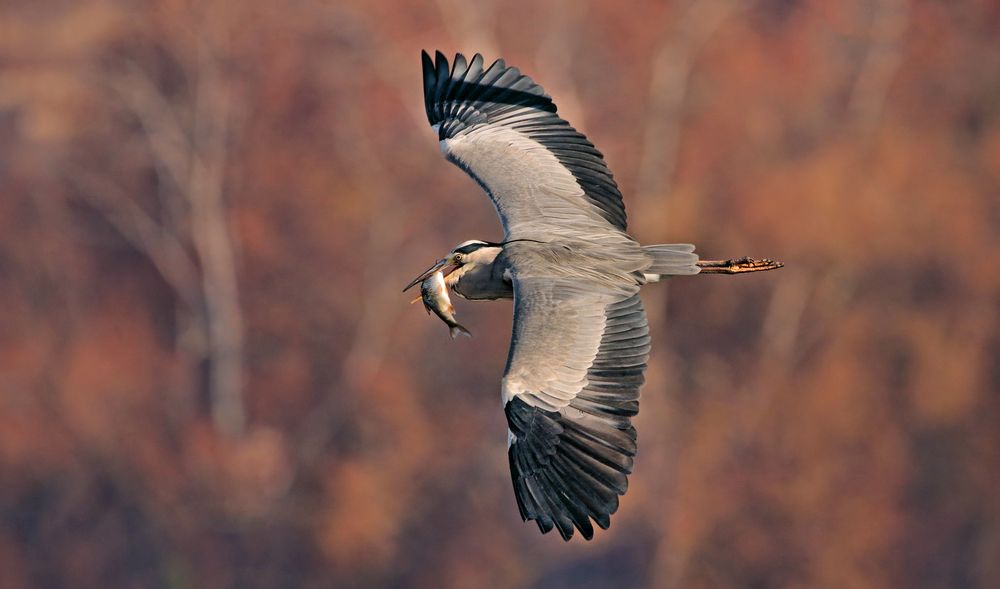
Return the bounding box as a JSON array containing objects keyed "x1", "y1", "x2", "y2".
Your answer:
[{"x1": 406, "y1": 51, "x2": 778, "y2": 541}]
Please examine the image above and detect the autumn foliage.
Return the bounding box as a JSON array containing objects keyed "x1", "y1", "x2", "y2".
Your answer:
[{"x1": 1, "y1": 0, "x2": 998, "y2": 587}]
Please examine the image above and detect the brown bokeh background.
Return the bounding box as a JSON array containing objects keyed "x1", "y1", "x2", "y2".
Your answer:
[{"x1": 2, "y1": 0, "x2": 999, "y2": 587}]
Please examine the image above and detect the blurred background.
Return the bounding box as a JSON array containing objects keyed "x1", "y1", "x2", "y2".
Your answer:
[{"x1": 2, "y1": 0, "x2": 999, "y2": 587}]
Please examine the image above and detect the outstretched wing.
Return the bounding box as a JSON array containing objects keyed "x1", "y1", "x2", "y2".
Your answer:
[
  {"x1": 502, "y1": 275, "x2": 650, "y2": 540},
  {"x1": 422, "y1": 51, "x2": 629, "y2": 240}
]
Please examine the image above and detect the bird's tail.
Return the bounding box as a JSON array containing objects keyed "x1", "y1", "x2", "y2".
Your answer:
[{"x1": 642, "y1": 244, "x2": 700, "y2": 279}]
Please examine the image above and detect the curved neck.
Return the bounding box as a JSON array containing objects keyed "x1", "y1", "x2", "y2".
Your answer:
[{"x1": 447, "y1": 247, "x2": 512, "y2": 300}]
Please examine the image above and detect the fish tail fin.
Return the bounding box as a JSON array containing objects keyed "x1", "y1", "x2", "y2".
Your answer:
[
  {"x1": 410, "y1": 295, "x2": 423, "y2": 304},
  {"x1": 450, "y1": 323, "x2": 472, "y2": 339}
]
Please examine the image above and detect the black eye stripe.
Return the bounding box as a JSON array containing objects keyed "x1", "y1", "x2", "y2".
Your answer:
[
  {"x1": 453, "y1": 240, "x2": 509, "y2": 255},
  {"x1": 453, "y1": 238, "x2": 542, "y2": 256},
  {"x1": 456, "y1": 243, "x2": 485, "y2": 254}
]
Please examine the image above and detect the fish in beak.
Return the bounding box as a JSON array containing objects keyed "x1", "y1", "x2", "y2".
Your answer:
[
  {"x1": 409, "y1": 269, "x2": 471, "y2": 338},
  {"x1": 402, "y1": 256, "x2": 455, "y2": 292}
]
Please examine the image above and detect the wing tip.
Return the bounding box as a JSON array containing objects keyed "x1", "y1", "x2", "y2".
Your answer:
[
  {"x1": 422, "y1": 50, "x2": 559, "y2": 126},
  {"x1": 529, "y1": 511, "x2": 598, "y2": 541},
  {"x1": 421, "y1": 50, "x2": 436, "y2": 124}
]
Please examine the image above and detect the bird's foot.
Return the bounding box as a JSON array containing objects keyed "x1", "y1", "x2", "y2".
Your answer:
[{"x1": 695, "y1": 257, "x2": 784, "y2": 274}]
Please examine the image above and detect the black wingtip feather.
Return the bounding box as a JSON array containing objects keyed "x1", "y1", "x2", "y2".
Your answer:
[
  {"x1": 421, "y1": 50, "x2": 436, "y2": 124},
  {"x1": 433, "y1": 52, "x2": 450, "y2": 120},
  {"x1": 444, "y1": 54, "x2": 469, "y2": 105}
]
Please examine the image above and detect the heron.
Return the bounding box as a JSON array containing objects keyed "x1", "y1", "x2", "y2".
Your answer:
[{"x1": 405, "y1": 51, "x2": 782, "y2": 541}]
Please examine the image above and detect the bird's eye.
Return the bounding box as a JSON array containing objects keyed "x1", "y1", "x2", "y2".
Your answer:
[{"x1": 453, "y1": 253, "x2": 463, "y2": 263}]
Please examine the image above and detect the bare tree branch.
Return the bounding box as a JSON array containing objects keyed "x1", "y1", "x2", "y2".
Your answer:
[
  {"x1": 100, "y1": 28, "x2": 247, "y2": 438},
  {"x1": 848, "y1": 0, "x2": 910, "y2": 133},
  {"x1": 66, "y1": 166, "x2": 202, "y2": 310},
  {"x1": 634, "y1": 0, "x2": 739, "y2": 232},
  {"x1": 535, "y1": 0, "x2": 590, "y2": 131},
  {"x1": 107, "y1": 62, "x2": 192, "y2": 192},
  {"x1": 188, "y1": 34, "x2": 246, "y2": 438},
  {"x1": 432, "y1": 0, "x2": 499, "y2": 57}
]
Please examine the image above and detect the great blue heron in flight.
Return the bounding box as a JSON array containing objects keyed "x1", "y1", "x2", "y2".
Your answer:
[{"x1": 405, "y1": 51, "x2": 781, "y2": 541}]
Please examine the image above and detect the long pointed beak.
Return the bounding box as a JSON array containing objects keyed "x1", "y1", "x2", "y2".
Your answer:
[{"x1": 402, "y1": 258, "x2": 449, "y2": 292}]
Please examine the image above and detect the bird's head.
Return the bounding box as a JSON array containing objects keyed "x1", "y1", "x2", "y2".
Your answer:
[{"x1": 403, "y1": 239, "x2": 503, "y2": 291}]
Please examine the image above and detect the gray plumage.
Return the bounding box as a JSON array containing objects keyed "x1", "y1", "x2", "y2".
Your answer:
[{"x1": 420, "y1": 51, "x2": 700, "y2": 540}]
